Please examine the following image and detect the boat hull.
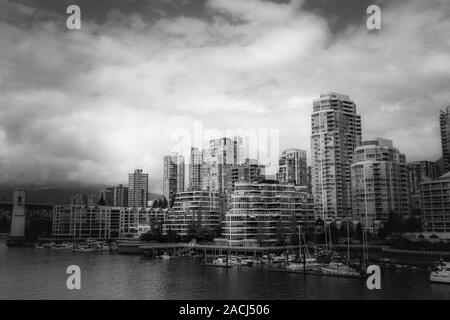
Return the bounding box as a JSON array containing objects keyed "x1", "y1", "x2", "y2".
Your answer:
[{"x1": 430, "y1": 273, "x2": 450, "y2": 284}]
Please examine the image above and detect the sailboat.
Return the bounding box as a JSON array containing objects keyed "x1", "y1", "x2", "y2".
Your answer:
[
  {"x1": 286, "y1": 226, "x2": 320, "y2": 271},
  {"x1": 320, "y1": 220, "x2": 361, "y2": 277}
]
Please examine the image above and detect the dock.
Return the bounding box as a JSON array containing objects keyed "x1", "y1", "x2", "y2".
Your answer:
[
  {"x1": 266, "y1": 268, "x2": 367, "y2": 279},
  {"x1": 202, "y1": 263, "x2": 234, "y2": 268}
]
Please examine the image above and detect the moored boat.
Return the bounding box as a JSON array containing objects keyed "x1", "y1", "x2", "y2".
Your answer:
[
  {"x1": 161, "y1": 252, "x2": 171, "y2": 260},
  {"x1": 430, "y1": 261, "x2": 450, "y2": 284},
  {"x1": 286, "y1": 258, "x2": 320, "y2": 271},
  {"x1": 52, "y1": 243, "x2": 73, "y2": 250},
  {"x1": 212, "y1": 257, "x2": 232, "y2": 267},
  {"x1": 321, "y1": 261, "x2": 360, "y2": 277},
  {"x1": 240, "y1": 258, "x2": 255, "y2": 266},
  {"x1": 73, "y1": 246, "x2": 98, "y2": 253}
]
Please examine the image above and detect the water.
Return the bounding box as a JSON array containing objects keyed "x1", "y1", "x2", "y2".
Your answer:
[{"x1": 1, "y1": 242, "x2": 449, "y2": 300}]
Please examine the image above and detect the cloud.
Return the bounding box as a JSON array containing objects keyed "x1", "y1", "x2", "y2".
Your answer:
[{"x1": 0, "y1": 0, "x2": 448, "y2": 192}]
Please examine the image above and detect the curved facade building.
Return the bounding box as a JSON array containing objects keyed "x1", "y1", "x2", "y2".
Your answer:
[{"x1": 221, "y1": 182, "x2": 315, "y2": 247}]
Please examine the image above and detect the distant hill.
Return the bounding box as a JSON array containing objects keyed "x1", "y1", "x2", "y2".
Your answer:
[{"x1": 0, "y1": 185, "x2": 162, "y2": 205}]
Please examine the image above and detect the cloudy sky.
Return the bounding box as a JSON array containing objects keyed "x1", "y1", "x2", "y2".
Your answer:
[{"x1": 0, "y1": 0, "x2": 449, "y2": 193}]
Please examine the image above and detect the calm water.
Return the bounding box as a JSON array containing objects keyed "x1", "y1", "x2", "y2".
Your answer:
[{"x1": 1, "y1": 242, "x2": 449, "y2": 300}]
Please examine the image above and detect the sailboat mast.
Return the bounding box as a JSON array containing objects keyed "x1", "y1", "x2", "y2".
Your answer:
[
  {"x1": 347, "y1": 220, "x2": 350, "y2": 263},
  {"x1": 298, "y1": 226, "x2": 301, "y2": 260}
]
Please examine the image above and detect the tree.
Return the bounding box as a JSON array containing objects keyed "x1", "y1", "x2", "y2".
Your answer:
[
  {"x1": 162, "y1": 197, "x2": 169, "y2": 209},
  {"x1": 338, "y1": 224, "x2": 347, "y2": 238},
  {"x1": 329, "y1": 222, "x2": 338, "y2": 244},
  {"x1": 274, "y1": 218, "x2": 286, "y2": 246},
  {"x1": 377, "y1": 224, "x2": 389, "y2": 239},
  {"x1": 140, "y1": 231, "x2": 153, "y2": 242},
  {"x1": 166, "y1": 230, "x2": 181, "y2": 243},
  {"x1": 356, "y1": 223, "x2": 363, "y2": 242},
  {"x1": 388, "y1": 210, "x2": 403, "y2": 234},
  {"x1": 403, "y1": 216, "x2": 422, "y2": 233}
]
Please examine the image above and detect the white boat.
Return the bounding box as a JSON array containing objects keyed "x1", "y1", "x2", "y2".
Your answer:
[
  {"x1": 52, "y1": 243, "x2": 73, "y2": 250},
  {"x1": 161, "y1": 252, "x2": 171, "y2": 260},
  {"x1": 228, "y1": 256, "x2": 241, "y2": 266},
  {"x1": 35, "y1": 244, "x2": 44, "y2": 249},
  {"x1": 286, "y1": 258, "x2": 320, "y2": 271},
  {"x1": 321, "y1": 261, "x2": 360, "y2": 277},
  {"x1": 272, "y1": 255, "x2": 285, "y2": 263},
  {"x1": 430, "y1": 261, "x2": 450, "y2": 284},
  {"x1": 73, "y1": 247, "x2": 97, "y2": 253},
  {"x1": 240, "y1": 258, "x2": 255, "y2": 266},
  {"x1": 213, "y1": 257, "x2": 232, "y2": 267}
]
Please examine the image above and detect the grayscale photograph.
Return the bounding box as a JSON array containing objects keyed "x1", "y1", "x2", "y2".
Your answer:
[{"x1": 0, "y1": 0, "x2": 449, "y2": 306}]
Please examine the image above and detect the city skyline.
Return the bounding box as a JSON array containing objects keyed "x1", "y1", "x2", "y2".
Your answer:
[{"x1": 0, "y1": 0, "x2": 449, "y2": 195}]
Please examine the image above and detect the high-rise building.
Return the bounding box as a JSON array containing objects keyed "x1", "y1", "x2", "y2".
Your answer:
[
  {"x1": 220, "y1": 182, "x2": 316, "y2": 247},
  {"x1": 189, "y1": 147, "x2": 203, "y2": 191},
  {"x1": 113, "y1": 184, "x2": 129, "y2": 207},
  {"x1": 99, "y1": 187, "x2": 114, "y2": 206},
  {"x1": 439, "y1": 106, "x2": 450, "y2": 173},
  {"x1": 407, "y1": 161, "x2": 439, "y2": 214},
  {"x1": 276, "y1": 148, "x2": 307, "y2": 186},
  {"x1": 307, "y1": 166, "x2": 312, "y2": 194},
  {"x1": 71, "y1": 194, "x2": 88, "y2": 206},
  {"x1": 205, "y1": 137, "x2": 243, "y2": 165},
  {"x1": 420, "y1": 172, "x2": 450, "y2": 237},
  {"x1": 201, "y1": 137, "x2": 244, "y2": 193},
  {"x1": 311, "y1": 92, "x2": 362, "y2": 221},
  {"x1": 351, "y1": 138, "x2": 410, "y2": 231},
  {"x1": 87, "y1": 194, "x2": 98, "y2": 206},
  {"x1": 128, "y1": 169, "x2": 149, "y2": 207},
  {"x1": 163, "y1": 153, "x2": 185, "y2": 207},
  {"x1": 224, "y1": 159, "x2": 265, "y2": 194}
]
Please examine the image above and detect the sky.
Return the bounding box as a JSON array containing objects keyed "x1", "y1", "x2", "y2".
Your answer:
[{"x1": 0, "y1": 0, "x2": 449, "y2": 193}]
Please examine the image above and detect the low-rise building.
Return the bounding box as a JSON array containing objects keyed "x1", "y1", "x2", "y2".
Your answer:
[
  {"x1": 52, "y1": 206, "x2": 168, "y2": 240},
  {"x1": 220, "y1": 181, "x2": 316, "y2": 247},
  {"x1": 162, "y1": 190, "x2": 221, "y2": 237}
]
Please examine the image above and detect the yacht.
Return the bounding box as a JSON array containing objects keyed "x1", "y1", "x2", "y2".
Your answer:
[
  {"x1": 430, "y1": 261, "x2": 450, "y2": 284},
  {"x1": 73, "y1": 247, "x2": 97, "y2": 253},
  {"x1": 240, "y1": 258, "x2": 255, "y2": 266},
  {"x1": 272, "y1": 255, "x2": 285, "y2": 263},
  {"x1": 213, "y1": 257, "x2": 232, "y2": 267},
  {"x1": 286, "y1": 258, "x2": 320, "y2": 271},
  {"x1": 228, "y1": 256, "x2": 241, "y2": 266},
  {"x1": 161, "y1": 252, "x2": 171, "y2": 260},
  {"x1": 321, "y1": 261, "x2": 360, "y2": 277},
  {"x1": 52, "y1": 243, "x2": 73, "y2": 250}
]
